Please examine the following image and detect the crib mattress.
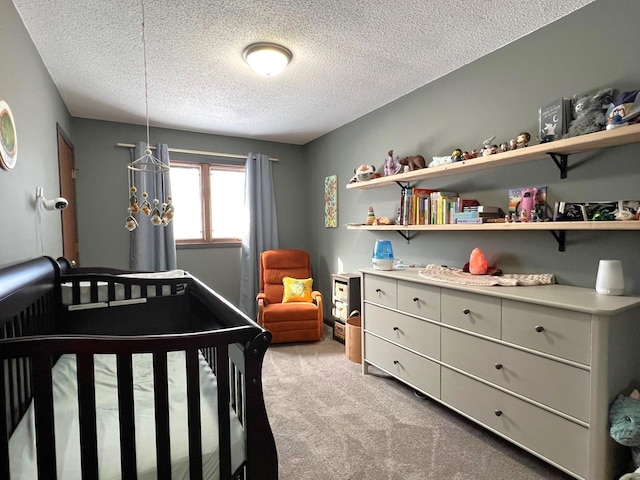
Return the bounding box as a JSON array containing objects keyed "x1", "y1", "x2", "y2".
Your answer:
[{"x1": 8, "y1": 351, "x2": 246, "y2": 479}]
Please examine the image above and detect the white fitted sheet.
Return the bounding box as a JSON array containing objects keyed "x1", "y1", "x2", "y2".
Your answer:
[{"x1": 9, "y1": 351, "x2": 245, "y2": 479}]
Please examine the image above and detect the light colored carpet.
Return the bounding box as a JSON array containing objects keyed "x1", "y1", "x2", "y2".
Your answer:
[{"x1": 262, "y1": 326, "x2": 574, "y2": 480}]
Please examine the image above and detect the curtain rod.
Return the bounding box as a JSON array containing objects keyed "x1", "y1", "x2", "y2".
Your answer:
[{"x1": 115, "y1": 143, "x2": 279, "y2": 161}]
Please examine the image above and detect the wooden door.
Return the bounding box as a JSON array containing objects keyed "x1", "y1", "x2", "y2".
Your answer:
[{"x1": 57, "y1": 125, "x2": 79, "y2": 266}]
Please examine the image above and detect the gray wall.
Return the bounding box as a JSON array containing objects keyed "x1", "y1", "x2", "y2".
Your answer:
[
  {"x1": 306, "y1": 0, "x2": 640, "y2": 299},
  {"x1": 71, "y1": 118, "x2": 306, "y2": 304},
  {"x1": 0, "y1": 0, "x2": 73, "y2": 265},
  {"x1": 2, "y1": 0, "x2": 640, "y2": 310}
]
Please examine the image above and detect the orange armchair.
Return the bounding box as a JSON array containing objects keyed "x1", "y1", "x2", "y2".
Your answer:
[{"x1": 256, "y1": 249, "x2": 323, "y2": 343}]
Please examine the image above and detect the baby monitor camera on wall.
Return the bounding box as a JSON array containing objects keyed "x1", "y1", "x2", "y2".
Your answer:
[
  {"x1": 43, "y1": 197, "x2": 69, "y2": 210},
  {"x1": 36, "y1": 187, "x2": 68, "y2": 211}
]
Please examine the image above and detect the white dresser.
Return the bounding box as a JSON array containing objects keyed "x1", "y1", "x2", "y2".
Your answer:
[{"x1": 360, "y1": 267, "x2": 640, "y2": 480}]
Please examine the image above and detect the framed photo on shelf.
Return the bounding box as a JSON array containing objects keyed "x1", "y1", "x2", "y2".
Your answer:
[{"x1": 554, "y1": 200, "x2": 640, "y2": 222}]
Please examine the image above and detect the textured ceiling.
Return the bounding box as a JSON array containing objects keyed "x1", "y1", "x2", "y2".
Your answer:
[{"x1": 13, "y1": 0, "x2": 595, "y2": 145}]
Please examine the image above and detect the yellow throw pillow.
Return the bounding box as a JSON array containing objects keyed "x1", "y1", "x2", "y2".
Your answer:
[{"x1": 282, "y1": 277, "x2": 313, "y2": 303}]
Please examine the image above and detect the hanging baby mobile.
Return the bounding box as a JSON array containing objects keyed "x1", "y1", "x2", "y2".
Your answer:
[
  {"x1": 124, "y1": 149, "x2": 174, "y2": 232},
  {"x1": 124, "y1": 0, "x2": 174, "y2": 232}
]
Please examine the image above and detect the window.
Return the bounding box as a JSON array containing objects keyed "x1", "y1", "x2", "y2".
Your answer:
[{"x1": 169, "y1": 161, "x2": 245, "y2": 245}]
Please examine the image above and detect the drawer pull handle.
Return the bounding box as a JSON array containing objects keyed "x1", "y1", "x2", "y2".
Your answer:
[
  {"x1": 393, "y1": 326, "x2": 399, "y2": 331},
  {"x1": 462, "y1": 308, "x2": 470, "y2": 315},
  {"x1": 535, "y1": 325, "x2": 545, "y2": 333},
  {"x1": 413, "y1": 297, "x2": 419, "y2": 302},
  {"x1": 375, "y1": 288, "x2": 382, "y2": 293},
  {"x1": 393, "y1": 360, "x2": 399, "y2": 365},
  {"x1": 494, "y1": 410, "x2": 503, "y2": 417},
  {"x1": 494, "y1": 363, "x2": 503, "y2": 370}
]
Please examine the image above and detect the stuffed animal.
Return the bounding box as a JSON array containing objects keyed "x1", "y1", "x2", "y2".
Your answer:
[
  {"x1": 610, "y1": 389, "x2": 640, "y2": 475},
  {"x1": 384, "y1": 150, "x2": 402, "y2": 176},
  {"x1": 566, "y1": 87, "x2": 615, "y2": 138},
  {"x1": 349, "y1": 164, "x2": 377, "y2": 183},
  {"x1": 398, "y1": 155, "x2": 426, "y2": 171},
  {"x1": 428, "y1": 156, "x2": 453, "y2": 168}
]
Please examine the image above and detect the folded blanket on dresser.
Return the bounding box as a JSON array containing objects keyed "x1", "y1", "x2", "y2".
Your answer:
[{"x1": 419, "y1": 264, "x2": 556, "y2": 286}]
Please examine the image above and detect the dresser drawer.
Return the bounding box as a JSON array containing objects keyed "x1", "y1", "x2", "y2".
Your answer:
[
  {"x1": 364, "y1": 333, "x2": 440, "y2": 398},
  {"x1": 441, "y1": 290, "x2": 501, "y2": 338},
  {"x1": 364, "y1": 303, "x2": 440, "y2": 359},
  {"x1": 441, "y1": 368, "x2": 588, "y2": 479},
  {"x1": 502, "y1": 300, "x2": 591, "y2": 365},
  {"x1": 441, "y1": 329, "x2": 589, "y2": 422},
  {"x1": 363, "y1": 275, "x2": 397, "y2": 308},
  {"x1": 397, "y1": 280, "x2": 440, "y2": 321}
]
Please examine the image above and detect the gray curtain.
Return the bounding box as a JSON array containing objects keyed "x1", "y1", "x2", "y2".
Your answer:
[
  {"x1": 130, "y1": 142, "x2": 177, "y2": 271},
  {"x1": 239, "y1": 153, "x2": 279, "y2": 318}
]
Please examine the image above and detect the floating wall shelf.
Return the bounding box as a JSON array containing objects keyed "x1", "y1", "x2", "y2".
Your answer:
[
  {"x1": 346, "y1": 123, "x2": 640, "y2": 189},
  {"x1": 345, "y1": 124, "x2": 640, "y2": 250}
]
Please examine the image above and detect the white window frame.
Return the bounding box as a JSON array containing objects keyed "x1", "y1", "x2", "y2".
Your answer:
[{"x1": 170, "y1": 161, "x2": 245, "y2": 246}]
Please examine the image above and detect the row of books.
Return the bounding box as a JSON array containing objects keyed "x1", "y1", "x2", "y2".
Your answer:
[
  {"x1": 398, "y1": 188, "x2": 453, "y2": 225},
  {"x1": 398, "y1": 188, "x2": 507, "y2": 225}
]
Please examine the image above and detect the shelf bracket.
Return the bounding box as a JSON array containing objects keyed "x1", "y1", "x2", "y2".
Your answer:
[
  {"x1": 549, "y1": 230, "x2": 566, "y2": 252},
  {"x1": 396, "y1": 181, "x2": 414, "y2": 190},
  {"x1": 396, "y1": 230, "x2": 415, "y2": 243},
  {"x1": 547, "y1": 152, "x2": 568, "y2": 179}
]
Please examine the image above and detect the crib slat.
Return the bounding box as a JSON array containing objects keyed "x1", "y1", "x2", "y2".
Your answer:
[
  {"x1": 185, "y1": 349, "x2": 203, "y2": 480},
  {"x1": 116, "y1": 355, "x2": 137, "y2": 480},
  {"x1": 90, "y1": 281, "x2": 99, "y2": 303},
  {"x1": 153, "y1": 352, "x2": 171, "y2": 479},
  {"x1": 33, "y1": 355, "x2": 57, "y2": 479},
  {"x1": 77, "y1": 353, "x2": 99, "y2": 480},
  {"x1": 216, "y1": 345, "x2": 232, "y2": 480},
  {"x1": 0, "y1": 361, "x2": 9, "y2": 480}
]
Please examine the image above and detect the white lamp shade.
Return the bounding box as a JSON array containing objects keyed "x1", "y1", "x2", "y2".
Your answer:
[{"x1": 243, "y1": 43, "x2": 291, "y2": 77}]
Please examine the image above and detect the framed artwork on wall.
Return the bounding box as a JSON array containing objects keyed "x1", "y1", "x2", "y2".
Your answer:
[
  {"x1": 0, "y1": 100, "x2": 17, "y2": 170},
  {"x1": 324, "y1": 174, "x2": 337, "y2": 228}
]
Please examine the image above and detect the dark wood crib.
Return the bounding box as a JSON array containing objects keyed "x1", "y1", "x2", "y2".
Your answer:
[{"x1": 0, "y1": 256, "x2": 278, "y2": 479}]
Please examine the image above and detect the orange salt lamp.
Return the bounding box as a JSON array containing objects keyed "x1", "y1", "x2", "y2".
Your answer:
[{"x1": 469, "y1": 248, "x2": 488, "y2": 275}]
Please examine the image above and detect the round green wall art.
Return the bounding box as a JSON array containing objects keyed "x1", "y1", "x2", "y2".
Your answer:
[{"x1": 0, "y1": 100, "x2": 17, "y2": 170}]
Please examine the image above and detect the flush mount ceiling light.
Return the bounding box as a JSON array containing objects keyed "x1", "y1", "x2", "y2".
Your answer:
[{"x1": 242, "y1": 43, "x2": 292, "y2": 77}]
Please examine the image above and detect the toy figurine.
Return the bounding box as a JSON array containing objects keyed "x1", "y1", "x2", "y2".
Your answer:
[
  {"x1": 366, "y1": 206, "x2": 375, "y2": 225},
  {"x1": 451, "y1": 148, "x2": 463, "y2": 162},
  {"x1": 500, "y1": 142, "x2": 509, "y2": 152},
  {"x1": 480, "y1": 135, "x2": 496, "y2": 156},
  {"x1": 519, "y1": 209, "x2": 528, "y2": 222},
  {"x1": 606, "y1": 90, "x2": 640, "y2": 130},
  {"x1": 515, "y1": 132, "x2": 531, "y2": 149}
]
